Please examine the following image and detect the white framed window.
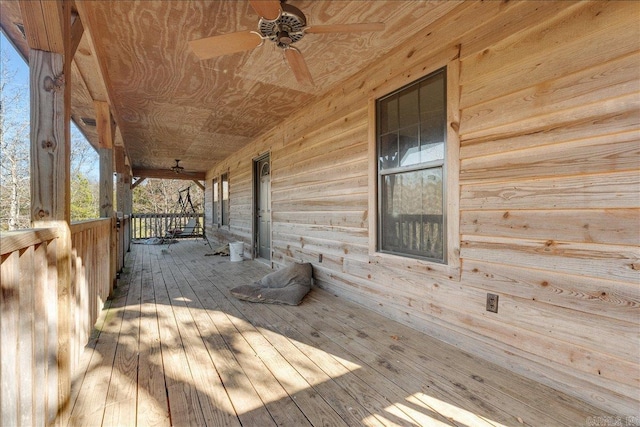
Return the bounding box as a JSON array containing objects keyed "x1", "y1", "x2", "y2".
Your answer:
[
  {"x1": 221, "y1": 172, "x2": 229, "y2": 226},
  {"x1": 368, "y1": 50, "x2": 460, "y2": 280},
  {"x1": 212, "y1": 177, "x2": 219, "y2": 225},
  {"x1": 378, "y1": 67, "x2": 447, "y2": 262}
]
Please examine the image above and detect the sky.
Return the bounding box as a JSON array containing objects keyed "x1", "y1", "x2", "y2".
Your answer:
[
  {"x1": 1, "y1": 31, "x2": 28, "y2": 81},
  {"x1": 1, "y1": 31, "x2": 100, "y2": 181}
]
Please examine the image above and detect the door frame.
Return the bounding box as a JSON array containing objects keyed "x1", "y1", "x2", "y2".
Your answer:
[{"x1": 252, "y1": 152, "x2": 271, "y2": 263}]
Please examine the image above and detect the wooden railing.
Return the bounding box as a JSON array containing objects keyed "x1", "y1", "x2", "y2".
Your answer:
[
  {"x1": 1, "y1": 228, "x2": 61, "y2": 426},
  {"x1": 68, "y1": 219, "x2": 114, "y2": 376},
  {"x1": 131, "y1": 212, "x2": 204, "y2": 239},
  {"x1": 0, "y1": 216, "x2": 126, "y2": 426}
]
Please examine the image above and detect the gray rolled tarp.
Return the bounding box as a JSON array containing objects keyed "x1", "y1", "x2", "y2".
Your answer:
[{"x1": 230, "y1": 262, "x2": 312, "y2": 305}]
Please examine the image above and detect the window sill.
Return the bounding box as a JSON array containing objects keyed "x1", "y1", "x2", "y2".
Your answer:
[{"x1": 368, "y1": 251, "x2": 461, "y2": 282}]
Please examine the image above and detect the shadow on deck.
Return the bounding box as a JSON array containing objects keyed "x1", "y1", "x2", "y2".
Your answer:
[{"x1": 62, "y1": 240, "x2": 612, "y2": 426}]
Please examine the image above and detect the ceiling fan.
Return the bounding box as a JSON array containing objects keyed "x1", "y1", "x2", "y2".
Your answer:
[
  {"x1": 188, "y1": 0, "x2": 385, "y2": 86},
  {"x1": 170, "y1": 159, "x2": 200, "y2": 177}
]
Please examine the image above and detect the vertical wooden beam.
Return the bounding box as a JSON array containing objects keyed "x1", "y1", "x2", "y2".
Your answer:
[
  {"x1": 29, "y1": 47, "x2": 72, "y2": 427},
  {"x1": 95, "y1": 101, "x2": 114, "y2": 218},
  {"x1": 99, "y1": 148, "x2": 114, "y2": 218},
  {"x1": 94, "y1": 100, "x2": 113, "y2": 149},
  {"x1": 115, "y1": 166, "x2": 131, "y2": 272},
  {"x1": 30, "y1": 52, "x2": 70, "y2": 225},
  {"x1": 110, "y1": 217, "x2": 118, "y2": 290},
  {"x1": 114, "y1": 145, "x2": 125, "y2": 173},
  {"x1": 116, "y1": 172, "x2": 132, "y2": 215},
  {"x1": 26, "y1": 1, "x2": 74, "y2": 423},
  {"x1": 114, "y1": 144, "x2": 133, "y2": 214}
]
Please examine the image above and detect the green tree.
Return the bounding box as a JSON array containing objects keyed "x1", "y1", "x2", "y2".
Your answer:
[
  {"x1": 71, "y1": 173, "x2": 98, "y2": 221},
  {"x1": 70, "y1": 128, "x2": 99, "y2": 220}
]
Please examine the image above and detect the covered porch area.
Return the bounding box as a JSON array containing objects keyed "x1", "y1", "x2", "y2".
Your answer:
[
  {"x1": 64, "y1": 240, "x2": 612, "y2": 427},
  {"x1": 1, "y1": 1, "x2": 637, "y2": 424}
]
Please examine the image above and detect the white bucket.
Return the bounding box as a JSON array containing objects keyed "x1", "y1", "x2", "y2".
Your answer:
[{"x1": 229, "y1": 242, "x2": 244, "y2": 262}]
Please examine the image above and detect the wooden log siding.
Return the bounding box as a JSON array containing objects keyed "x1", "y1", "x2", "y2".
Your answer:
[
  {"x1": 0, "y1": 219, "x2": 116, "y2": 426},
  {"x1": 204, "y1": 1, "x2": 640, "y2": 414}
]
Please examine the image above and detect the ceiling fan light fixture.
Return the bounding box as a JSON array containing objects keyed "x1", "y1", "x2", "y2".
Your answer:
[
  {"x1": 258, "y1": 3, "x2": 306, "y2": 47},
  {"x1": 189, "y1": 1, "x2": 385, "y2": 86},
  {"x1": 171, "y1": 159, "x2": 185, "y2": 173},
  {"x1": 277, "y1": 30, "x2": 293, "y2": 46}
]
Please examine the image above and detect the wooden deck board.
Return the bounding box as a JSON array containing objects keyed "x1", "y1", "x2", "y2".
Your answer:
[
  {"x1": 137, "y1": 249, "x2": 171, "y2": 426},
  {"x1": 155, "y1": 252, "x2": 207, "y2": 426},
  {"x1": 165, "y1": 250, "x2": 277, "y2": 427},
  {"x1": 302, "y1": 292, "x2": 562, "y2": 427},
  {"x1": 308, "y1": 289, "x2": 603, "y2": 426},
  {"x1": 191, "y1": 267, "x2": 360, "y2": 427},
  {"x1": 67, "y1": 269, "x2": 132, "y2": 426},
  {"x1": 66, "y1": 240, "x2": 614, "y2": 426},
  {"x1": 103, "y1": 241, "x2": 142, "y2": 427}
]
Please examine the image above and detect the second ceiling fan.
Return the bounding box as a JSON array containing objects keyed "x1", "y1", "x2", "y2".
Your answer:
[
  {"x1": 169, "y1": 159, "x2": 201, "y2": 177},
  {"x1": 188, "y1": 0, "x2": 385, "y2": 86}
]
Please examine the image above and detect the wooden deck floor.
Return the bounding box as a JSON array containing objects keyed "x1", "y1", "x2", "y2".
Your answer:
[{"x1": 63, "y1": 240, "x2": 612, "y2": 427}]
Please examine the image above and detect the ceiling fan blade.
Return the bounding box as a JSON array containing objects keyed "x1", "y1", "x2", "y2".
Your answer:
[
  {"x1": 249, "y1": 0, "x2": 282, "y2": 20},
  {"x1": 284, "y1": 47, "x2": 314, "y2": 86},
  {"x1": 306, "y1": 22, "x2": 385, "y2": 34},
  {"x1": 189, "y1": 31, "x2": 263, "y2": 60}
]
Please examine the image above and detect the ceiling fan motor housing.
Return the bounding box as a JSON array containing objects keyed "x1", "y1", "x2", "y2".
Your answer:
[
  {"x1": 258, "y1": 3, "x2": 307, "y2": 48},
  {"x1": 172, "y1": 159, "x2": 184, "y2": 173}
]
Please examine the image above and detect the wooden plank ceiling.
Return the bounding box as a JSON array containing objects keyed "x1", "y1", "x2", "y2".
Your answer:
[{"x1": 0, "y1": 1, "x2": 460, "y2": 178}]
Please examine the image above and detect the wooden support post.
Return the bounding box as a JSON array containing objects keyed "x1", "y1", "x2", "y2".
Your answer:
[
  {"x1": 115, "y1": 145, "x2": 132, "y2": 215},
  {"x1": 95, "y1": 101, "x2": 114, "y2": 218},
  {"x1": 29, "y1": 55, "x2": 70, "y2": 226},
  {"x1": 110, "y1": 216, "x2": 117, "y2": 290},
  {"x1": 116, "y1": 172, "x2": 132, "y2": 215},
  {"x1": 25, "y1": 0, "x2": 73, "y2": 422},
  {"x1": 94, "y1": 101, "x2": 113, "y2": 150},
  {"x1": 98, "y1": 148, "x2": 114, "y2": 218}
]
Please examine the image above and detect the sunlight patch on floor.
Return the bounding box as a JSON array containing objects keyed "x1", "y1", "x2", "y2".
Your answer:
[
  {"x1": 363, "y1": 402, "x2": 454, "y2": 427},
  {"x1": 407, "y1": 392, "x2": 508, "y2": 427}
]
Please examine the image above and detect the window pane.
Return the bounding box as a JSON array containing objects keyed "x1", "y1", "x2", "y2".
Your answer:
[
  {"x1": 380, "y1": 168, "x2": 444, "y2": 261},
  {"x1": 221, "y1": 173, "x2": 229, "y2": 226},
  {"x1": 419, "y1": 71, "x2": 446, "y2": 155},
  {"x1": 398, "y1": 86, "x2": 419, "y2": 129},
  {"x1": 420, "y1": 141, "x2": 444, "y2": 164},
  {"x1": 399, "y1": 125, "x2": 420, "y2": 167},
  {"x1": 378, "y1": 97, "x2": 398, "y2": 135},
  {"x1": 379, "y1": 132, "x2": 398, "y2": 170},
  {"x1": 212, "y1": 178, "x2": 219, "y2": 224}
]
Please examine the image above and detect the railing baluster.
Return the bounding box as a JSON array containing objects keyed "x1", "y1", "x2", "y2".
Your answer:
[
  {"x1": 128, "y1": 213, "x2": 204, "y2": 240},
  {"x1": 0, "y1": 219, "x2": 117, "y2": 425}
]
